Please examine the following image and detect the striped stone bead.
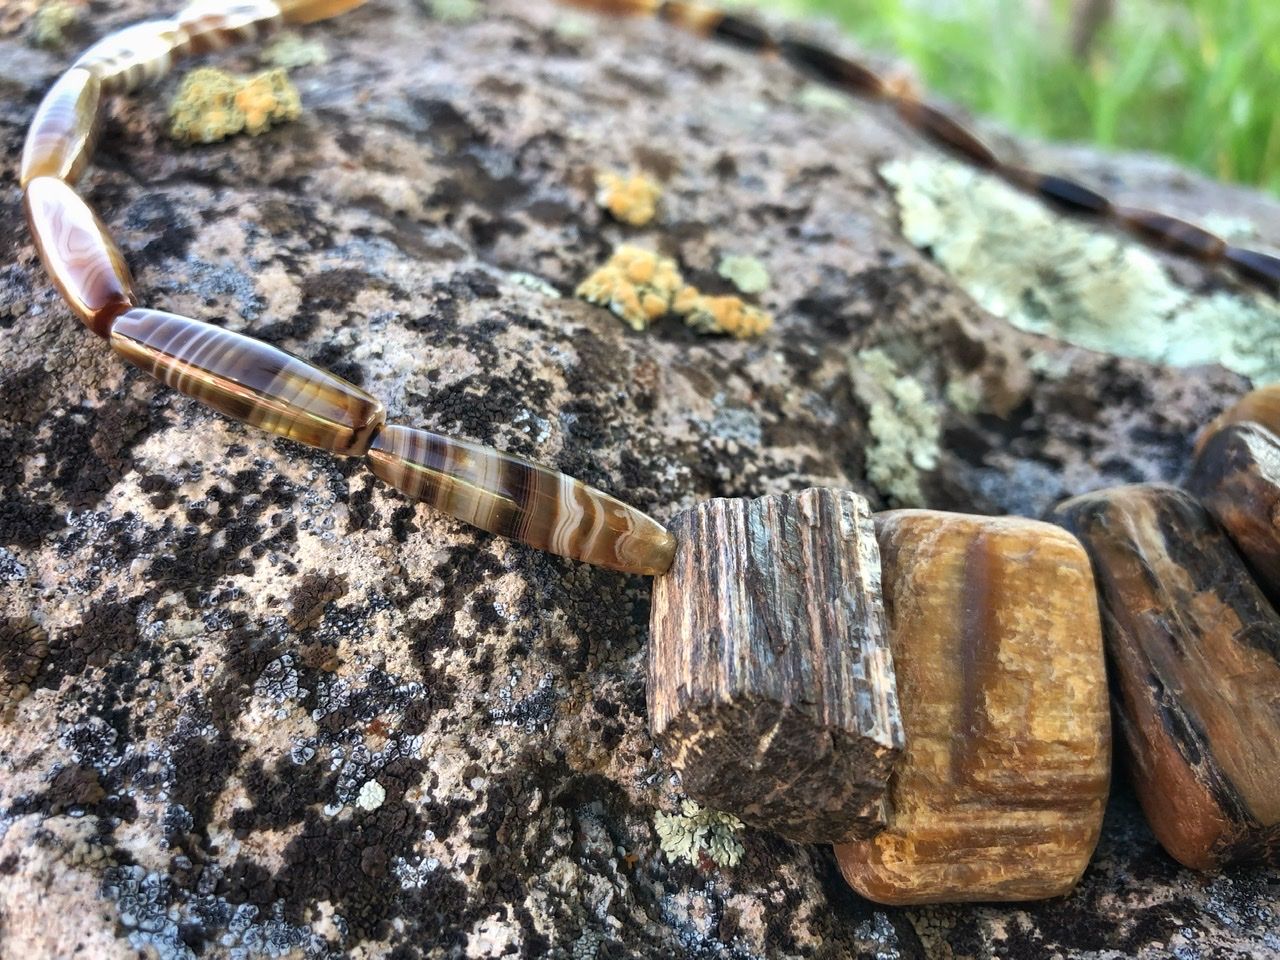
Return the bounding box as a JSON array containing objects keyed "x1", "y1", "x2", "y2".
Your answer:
[
  {"x1": 74, "y1": 19, "x2": 189, "y2": 94},
  {"x1": 176, "y1": 0, "x2": 284, "y2": 54},
  {"x1": 275, "y1": 0, "x2": 369, "y2": 24},
  {"x1": 20, "y1": 68, "x2": 102, "y2": 188},
  {"x1": 110, "y1": 309, "x2": 385, "y2": 456},
  {"x1": 367, "y1": 425, "x2": 677, "y2": 575},
  {"x1": 23, "y1": 177, "x2": 136, "y2": 338}
]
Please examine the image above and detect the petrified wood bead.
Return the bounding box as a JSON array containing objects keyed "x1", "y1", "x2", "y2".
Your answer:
[
  {"x1": 176, "y1": 0, "x2": 283, "y2": 54},
  {"x1": 1197, "y1": 384, "x2": 1280, "y2": 455},
  {"x1": 1055, "y1": 484, "x2": 1280, "y2": 870},
  {"x1": 74, "y1": 20, "x2": 190, "y2": 94},
  {"x1": 1114, "y1": 206, "x2": 1227, "y2": 261},
  {"x1": 648, "y1": 488, "x2": 904, "y2": 843},
  {"x1": 19, "y1": 68, "x2": 102, "y2": 187},
  {"x1": 275, "y1": 0, "x2": 369, "y2": 24},
  {"x1": 366, "y1": 425, "x2": 676, "y2": 575},
  {"x1": 835, "y1": 511, "x2": 1110, "y2": 904},
  {"x1": 110, "y1": 308, "x2": 385, "y2": 456},
  {"x1": 23, "y1": 177, "x2": 135, "y2": 338}
]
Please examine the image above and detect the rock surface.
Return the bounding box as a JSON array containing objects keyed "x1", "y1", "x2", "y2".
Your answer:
[{"x1": 2, "y1": 0, "x2": 1280, "y2": 957}]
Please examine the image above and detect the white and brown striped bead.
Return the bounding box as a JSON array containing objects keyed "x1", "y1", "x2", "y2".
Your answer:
[
  {"x1": 366, "y1": 425, "x2": 677, "y2": 575},
  {"x1": 19, "y1": 68, "x2": 102, "y2": 188},
  {"x1": 74, "y1": 19, "x2": 189, "y2": 94},
  {"x1": 23, "y1": 177, "x2": 136, "y2": 338},
  {"x1": 176, "y1": 0, "x2": 284, "y2": 55},
  {"x1": 110, "y1": 308, "x2": 385, "y2": 456}
]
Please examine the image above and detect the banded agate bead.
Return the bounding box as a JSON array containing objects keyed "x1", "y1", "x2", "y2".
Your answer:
[
  {"x1": 176, "y1": 0, "x2": 283, "y2": 54},
  {"x1": 111, "y1": 309, "x2": 385, "y2": 456},
  {"x1": 275, "y1": 0, "x2": 369, "y2": 24},
  {"x1": 19, "y1": 68, "x2": 102, "y2": 188},
  {"x1": 74, "y1": 19, "x2": 189, "y2": 94},
  {"x1": 367, "y1": 425, "x2": 677, "y2": 575},
  {"x1": 23, "y1": 177, "x2": 135, "y2": 338}
]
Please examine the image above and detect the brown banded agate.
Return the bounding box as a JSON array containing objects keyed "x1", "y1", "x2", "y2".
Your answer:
[
  {"x1": 74, "y1": 19, "x2": 190, "y2": 94},
  {"x1": 111, "y1": 308, "x2": 385, "y2": 456},
  {"x1": 836, "y1": 511, "x2": 1110, "y2": 904},
  {"x1": 23, "y1": 177, "x2": 135, "y2": 338},
  {"x1": 276, "y1": 0, "x2": 370, "y2": 24},
  {"x1": 1197, "y1": 384, "x2": 1280, "y2": 455},
  {"x1": 176, "y1": 0, "x2": 283, "y2": 54},
  {"x1": 1055, "y1": 484, "x2": 1280, "y2": 870},
  {"x1": 367, "y1": 425, "x2": 675, "y2": 575},
  {"x1": 19, "y1": 68, "x2": 102, "y2": 187}
]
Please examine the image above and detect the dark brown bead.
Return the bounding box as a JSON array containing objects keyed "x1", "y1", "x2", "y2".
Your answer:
[
  {"x1": 1224, "y1": 246, "x2": 1280, "y2": 291},
  {"x1": 710, "y1": 13, "x2": 774, "y2": 52},
  {"x1": 1113, "y1": 206, "x2": 1226, "y2": 261},
  {"x1": 777, "y1": 38, "x2": 884, "y2": 96},
  {"x1": 1004, "y1": 168, "x2": 1112, "y2": 216},
  {"x1": 1196, "y1": 384, "x2": 1280, "y2": 456},
  {"x1": 1054, "y1": 484, "x2": 1280, "y2": 870},
  {"x1": 893, "y1": 96, "x2": 998, "y2": 168}
]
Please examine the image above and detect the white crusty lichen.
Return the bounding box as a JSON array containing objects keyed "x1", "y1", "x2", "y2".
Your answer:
[
  {"x1": 655, "y1": 800, "x2": 745, "y2": 869},
  {"x1": 851, "y1": 348, "x2": 941, "y2": 508},
  {"x1": 881, "y1": 155, "x2": 1280, "y2": 383}
]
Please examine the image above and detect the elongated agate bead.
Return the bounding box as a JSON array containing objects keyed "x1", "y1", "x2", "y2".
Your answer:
[
  {"x1": 275, "y1": 0, "x2": 369, "y2": 24},
  {"x1": 74, "y1": 19, "x2": 189, "y2": 94},
  {"x1": 111, "y1": 309, "x2": 385, "y2": 456},
  {"x1": 23, "y1": 177, "x2": 135, "y2": 338},
  {"x1": 1114, "y1": 206, "x2": 1227, "y2": 261},
  {"x1": 176, "y1": 0, "x2": 283, "y2": 54},
  {"x1": 893, "y1": 96, "x2": 998, "y2": 168},
  {"x1": 367, "y1": 425, "x2": 677, "y2": 575},
  {"x1": 20, "y1": 68, "x2": 102, "y2": 188}
]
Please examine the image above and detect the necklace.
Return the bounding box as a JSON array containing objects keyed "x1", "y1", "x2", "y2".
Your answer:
[{"x1": 15, "y1": 0, "x2": 1280, "y2": 925}]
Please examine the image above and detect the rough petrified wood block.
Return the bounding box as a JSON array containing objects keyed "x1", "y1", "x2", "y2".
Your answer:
[
  {"x1": 648, "y1": 488, "x2": 904, "y2": 843},
  {"x1": 835, "y1": 511, "x2": 1111, "y2": 904},
  {"x1": 1055, "y1": 484, "x2": 1280, "y2": 870},
  {"x1": 1190, "y1": 422, "x2": 1280, "y2": 605}
]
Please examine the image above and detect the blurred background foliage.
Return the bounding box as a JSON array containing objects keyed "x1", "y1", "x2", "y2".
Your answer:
[{"x1": 748, "y1": 0, "x2": 1280, "y2": 195}]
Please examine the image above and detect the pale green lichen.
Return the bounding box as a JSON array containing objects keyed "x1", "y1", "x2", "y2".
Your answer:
[
  {"x1": 419, "y1": 0, "x2": 479, "y2": 23},
  {"x1": 169, "y1": 67, "x2": 302, "y2": 145},
  {"x1": 261, "y1": 31, "x2": 328, "y2": 69},
  {"x1": 507, "y1": 271, "x2": 560, "y2": 299},
  {"x1": 881, "y1": 155, "x2": 1280, "y2": 383},
  {"x1": 655, "y1": 800, "x2": 745, "y2": 869},
  {"x1": 29, "y1": 0, "x2": 78, "y2": 48},
  {"x1": 851, "y1": 348, "x2": 941, "y2": 507},
  {"x1": 717, "y1": 254, "x2": 771, "y2": 296},
  {"x1": 795, "y1": 84, "x2": 854, "y2": 115}
]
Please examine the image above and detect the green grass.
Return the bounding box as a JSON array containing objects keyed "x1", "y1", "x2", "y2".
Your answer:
[{"x1": 749, "y1": 0, "x2": 1280, "y2": 195}]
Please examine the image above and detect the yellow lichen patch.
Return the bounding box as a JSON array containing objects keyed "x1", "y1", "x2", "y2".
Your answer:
[
  {"x1": 596, "y1": 171, "x2": 663, "y2": 227},
  {"x1": 576, "y1": 245, "x2": 773, "y2": 337},
  {"x1": 28, "y1": 0, "x2": 80, "y2": 47},
  {"x1": 169, "y1": 67, "x2": 302, "y2": 145}
]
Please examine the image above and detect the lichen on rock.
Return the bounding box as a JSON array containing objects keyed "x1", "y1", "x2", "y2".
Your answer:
[
  {"x1": 717, "y1": 254, "x2": 771, "y2": 296},
  {"x1": 27, "y1": 0, "x2": 78, "y2": 47},
  {"x1": 261, "y1": 31, "x2": 328, "y2": 69},
  {"x1": 595, "y1": 171, "x2": 663, "y2": 227},
  {"x1": 168, "y1": 66, "x2": 302, "y2": 145},
  {"x1": 655, "y1": 799, "x2": 745, "y2": 869},
  {"x1": 851, "y1": 348, "x2": 941, "y2": 508}
]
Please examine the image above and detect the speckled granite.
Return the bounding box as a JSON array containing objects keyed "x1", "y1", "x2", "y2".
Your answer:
[{"x1": 2, "y1": 1, "x2": 1279, "y2": 957}]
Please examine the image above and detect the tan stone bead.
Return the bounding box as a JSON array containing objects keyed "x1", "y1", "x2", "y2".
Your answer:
[
  {"x1": 275, "y1": 0, "x2": 368, "y2": 24},
  {"x1": 1196, "y1": 384, "x2": 1280, "y2": 456},
  {"x1": 835, "y1": 510, "x2": 1111, "y2": 904}
]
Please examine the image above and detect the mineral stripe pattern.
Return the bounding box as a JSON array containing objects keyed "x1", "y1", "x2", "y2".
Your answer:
[
  {"x1": 177, "y1": 0, "x2": 284, "y2": 54},
  {"x1": 367, "y1": 425, "x2": 678, "y2": 574},
  {"x1": 561, "y1": 0, "x2": 1280, "y2": 293},
  {"x1": 111, "y1": 308, "x2": 386, "y2": 457},
  {"x1": 19, "y1": 68, "x2": 102, "y2": 187}
]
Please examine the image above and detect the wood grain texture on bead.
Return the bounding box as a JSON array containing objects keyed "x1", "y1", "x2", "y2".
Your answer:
[
  {"x1": 23, "y1": 177, "x2": 135, "y2": 338},
  {"x1": 1198, "y1": 384, "x2": 1280, "y2": 455},
  {"x1": 111, "y1": 308, "x2": 385, "y2": 456},
  {"x1": 648, "y1": 488, "x2": 903, "y2": 843},
  {"x1": 835, "y1": 511, "x2": 1110, "y2": 904},
  {"x1": 74, "y1": 20, "x2": 190, "y2": 93},
  {"x1": 1055, "y1": 484, "x2": 1280, "y2": 870},
  {"x1": 176, "y1": 0, "x2": 283, "y2": 54},
  {"x1": 1190, "y1": 423, "x2": 1280, "y2": 606},
  {"x1": 367, "y1": 424, "x2": 676, "y2": 575},
  {"x1": 19, "y1": 68, "x2": 102, "y2": 188}
]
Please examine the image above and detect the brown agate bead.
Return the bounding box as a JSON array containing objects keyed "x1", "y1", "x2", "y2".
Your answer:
[
  {"x1": 19, "y1": 68, "x2": 102, "y2": 188},
  {"x1": 23, "y1": 177, "x2": 135, "y2": 338},
  {"x1": 74, "y1": 19, "x2": 189, "y2": 94},
  {"x1": 367, "y1": 425, "x2": 675, "y2": 575},
  {"x1": 835, "y1": 511, "x2": 1110, "y2": 904},
  {"x1": 176, "y1": 0, "x2": 283, "y2": 54},
  {"x1": 111, "y1": 309, "x2": 385, "y2": 456},
  {"x1": 648, "y1": 489, "x2": 903, "y2": 842},
  {"x1": 1197, "y1": 384, "x2": 1280, "y2": 455},
  {"x1": 1190, "y1": 423, "x2": 1280, "y2": 605},
  {"x1": 1055, "y1": 484, "x2": 1280, "y2": 870},
  {"x1": 275, "y1": 0, "x2": 369, "y2": 24}
]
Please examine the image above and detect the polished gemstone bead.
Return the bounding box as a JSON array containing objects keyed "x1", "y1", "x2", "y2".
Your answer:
[
  {"x1": 23, "y1": 177, "x2": 135, "y2": 338},
  {"x1": 1225, "y1": 246, "x2": 1280, "y2": 291},
  {"x1": 176, "y1": 0, "x2": 283, "y2": 54},
  {"x1": 893, "y1": 96, "x2": 998, "y2": 168},
  {"x1": 836, "y1": 511, "x2": 1110, "y2": 904},
  {"x1": 648, "y1": 489, "x2": 903, "y2": 842},
  {"x1": 367, "y1": 424, "x2": 676, "y2": 575},
  {"x1": 1114, "y1": 206, "x2": 1227, "y2": 261},
  {"x1": 275, "y1": 0, "x2": 369, "y2": 24},
  {"x1": 111, "y1": 309, "x2": 385, "y2": 456},
  {"x1": 1190, "y1": 423, "x2": 1280, "y2": 605},
  {"x1": 74, "y1": 20, "x2": 189, "y2": 94},
  {"x1": 1055, "y1": 484, "x2": 1280, "y2": 870},
  {"x1": 19, "y1": 68, "x2": 102, "y2": 188},
  {"x1": 1197, "y1": 384, "x2": 1280, "y2": 455},
  {"x1": 778, "y1": 38, "x2": 884, "y2": 96}
]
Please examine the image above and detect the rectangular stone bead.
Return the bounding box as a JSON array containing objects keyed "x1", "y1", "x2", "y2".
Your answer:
[
  {"x1": 1190, "y1": 423, "x2": 1280, "y2": 605},
  {"x1": 74, "y1": 20, "x2": 190, "y2": 94},
  {"x1": 24, "y1": 176, "x2": 136, "y2": 338},
  {"x1": 1054, "y1": 484, "x2": 1280, "y2": 870},
  {"x1": 19, "y1": 68, "x2": 102, "y2": 188},
  {"x1": 648, "y1": 488, "x2": 904, "y2": 843},
  {"x1": 111, "y1": 308, "x2": 385, "y2": 456},
  {"x1": 366, "y1": 424, "x2": 676, "y2": 576},
  {"x1": 835, "y1": 511, "x2": 1110, "y2": 904}
]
